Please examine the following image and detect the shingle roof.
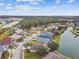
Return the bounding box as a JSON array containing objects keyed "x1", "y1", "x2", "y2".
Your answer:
[{"x1": 30, "y1": 44, "x2": 43, "y2": 50}]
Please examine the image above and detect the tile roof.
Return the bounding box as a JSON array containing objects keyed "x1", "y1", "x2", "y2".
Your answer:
[{"x1": 0, "y1": 37, "x2": 12, "y2": 45}]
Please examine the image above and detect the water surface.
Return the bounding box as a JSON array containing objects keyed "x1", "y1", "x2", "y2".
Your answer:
[{"x1": 59, "y1": 28, "x2": 79, "y2": 59}]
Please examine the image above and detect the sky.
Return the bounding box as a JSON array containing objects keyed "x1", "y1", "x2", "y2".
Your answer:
[{"x1": 0, "y1": 0, "x2": 79, "y2": 16}]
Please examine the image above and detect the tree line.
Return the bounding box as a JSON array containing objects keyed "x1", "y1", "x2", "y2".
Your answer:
[{"x1": 18, "y1": 16, "x2": 59, "y2": 29}]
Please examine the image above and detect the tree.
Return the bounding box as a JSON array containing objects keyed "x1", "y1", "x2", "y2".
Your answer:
[
  {"x1": 36, "y1": 46, "x2": 47, "y2": 57},
  {"x1": 18, "y1": 17, "x2": 60, "y2": 29},
  {"x1": 54, "y1": 31, "x2": 59, "y2": 36},
  {"x1": 16, "y1": 38, "x2": 23, "y2": 42},
  {"x1": 1, "y1": 51, "x2": 9, "y2": 59},
  {"x1": 48, "y1": 41, "x2": 59, "y2": 52}
]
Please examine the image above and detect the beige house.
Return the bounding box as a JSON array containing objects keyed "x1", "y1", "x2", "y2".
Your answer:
[{"x1": 31, "y1": 26, "x2": 43, "y2": 33}]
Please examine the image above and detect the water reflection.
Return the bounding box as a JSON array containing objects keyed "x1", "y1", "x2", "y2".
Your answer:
[{"x1": 59, "y1": 27, "x2": 79, "y2": 59}]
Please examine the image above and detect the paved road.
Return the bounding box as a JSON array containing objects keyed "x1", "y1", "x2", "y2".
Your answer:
[
  {"x1": 0, "y1": 45, "x2": 4, "y2": 59},
  {"x1": 42, "y1": 51, "x2": 65, "y2": 59},
  {"x1": 11, "y1": 46, "x2": 22, "y2": 59}
]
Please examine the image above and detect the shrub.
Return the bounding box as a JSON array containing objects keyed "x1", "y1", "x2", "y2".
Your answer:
[{"x1": 48, "y1": 41, "x2": 59, "y2": 52}]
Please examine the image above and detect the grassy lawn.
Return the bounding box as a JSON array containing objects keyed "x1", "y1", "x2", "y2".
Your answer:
[
  {"x1": 24, "y1": 50, "x2": 40, "y2": 59},
  {"x1": 53, "y1": 29, "x2": 64, "y2": 44},
  {"x1": 27, "y1": 40, "x2": 41, "y2": 45},
  {"x1": 53, "y1": 35, "x2": 60, "y2": 44}
]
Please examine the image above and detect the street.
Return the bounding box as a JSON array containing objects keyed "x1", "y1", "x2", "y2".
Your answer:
[{"x1": 11, "y1": 46, "x2": 22, "y2": 59}]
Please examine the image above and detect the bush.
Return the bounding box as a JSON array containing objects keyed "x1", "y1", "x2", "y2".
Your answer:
[
  {"x1": 36, "y1": 46, "x2": 47, "y2": 57},
  {"x1": 1, "y1": 51, "x2": 9, "y2": 59},
  {"x1": 48, "y1": 41, "x2": 59, "y2": 52},
  {"x1": 16, "y1": 38, "x2": 23, "y2": 42}
]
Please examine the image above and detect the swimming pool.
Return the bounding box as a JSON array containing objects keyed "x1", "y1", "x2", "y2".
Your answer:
[
  {"x1": 36, "y1": 33, "x2": 52, "y2": 43},
  {"x1": 38, "y1": 33, "x2": 50, "y2": 37}
]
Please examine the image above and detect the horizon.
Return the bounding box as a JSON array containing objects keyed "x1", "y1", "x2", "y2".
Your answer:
[{"x1": 0, "y1": 15, "x2": 79, "y2": 17}]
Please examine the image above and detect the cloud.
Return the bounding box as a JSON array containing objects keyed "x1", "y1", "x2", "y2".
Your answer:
[
  {"x1": 17, "y1": 0, "x2": 42, "y2": 2},
  {"x1": 5, "y1": 6, "x2": 13, "y2": 9},
  {"x1": 7, "y1": 3, "x2": 12, "y2": 6},
  {"x1": 0, "y1": 7, "x2": 79, "y2": 16},
  {"x1": 15, "y1": 5, "x2": 32, "y2": 11},
  {"x1": 5, "y1": 3, "x2": 13, "y2": 9},
  {"x1": 0, "y1": 3, "x2": 4, "y2": 6},
  {"x1": 15, "y1": 4, "x2": 42, "y2": 11},
  {"x1": 30, "y1": 0, "x2": 45, "y2": 4},
  {"x1": 68, "y1": 0, "x2": 74, "y2": 3},
  {"x1": 56, "y1": 0, "x2": 61, "y2": 3},
  {"x1": 16, "y1": 0, "x2": 44, "y2": 5},
  {"x1": 30, "y1": 2, "x2": 40, "y2": 5},
  {"x1": 53, "y1": 6, "x2": 57, "y2": 8}
]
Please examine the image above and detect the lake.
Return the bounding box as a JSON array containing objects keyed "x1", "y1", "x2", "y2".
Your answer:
[{"x1": 59, "y1": 27, "x2": 79, "y2": 59}]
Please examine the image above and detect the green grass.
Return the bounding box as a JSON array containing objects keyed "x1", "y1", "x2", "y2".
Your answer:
[
  {"x1": 24, "y1": 50, "x2": 40, "y2": 59},
  {"x1": 53, "y1": 35, "x2": 60, "y2": 44},
  {"x1": 53, "y1": 29, "x2": 64, "y2": 44}
]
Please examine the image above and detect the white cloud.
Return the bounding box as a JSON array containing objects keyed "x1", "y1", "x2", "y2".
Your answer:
[
  {"x1": 16, "y1": 0, "x2": 44, "y2": 5},
  {"x1": 53, "y1": 6, "x2": 57, "y2": 8},
  {"x1": 46, "y1": 6, "x2": 49, "y2": 9},
  {"x1": 30, "y1": 2, "x2": 40, "y2": 4},
  {"x1": 15, "y1": 4, "x2": 41, "y2": 11},
  {"x1": 17, "y1": 0, "x2": 43, "y2": 2},
  {"x1": 7, "y1": 3, "x2": 12, "y2": 6},
  {"x1": 56, "y1": 0, "x2": 61, "y2": 3},
  {"x1": 68, "y1": 0, "x2": 74, "y2": 3},
  {"x1": 0, "y1": 3, "x2": 4, "y2": 6},
  {"x1": 5, "y1": 6, "x2": 13, "y2": 9},
  {"x1": 5, "y1": 3, "x2": 13, "y2": 9},
  {"x1": 0, "y1": 7, "x2": 79, "y2": 16},
  {"x1": 15, "y1": 5, "x2": 32, "y2": 11}
]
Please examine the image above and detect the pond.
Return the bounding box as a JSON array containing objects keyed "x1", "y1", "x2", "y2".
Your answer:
[{"x1": 59, "y1": 27, "x2": 79, "y2": 59}]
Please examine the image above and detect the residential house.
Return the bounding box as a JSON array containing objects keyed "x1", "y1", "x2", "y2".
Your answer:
[
  {"x1": 26, "y1": 44, "x2": 44, "y2": 52},
  {"x1": 10, "y1": 34, "x2": 23, "y2": 42},
  {"x1": 31, "y1": 26, "x2": 43, "y2": 33},
  {"x1": 0, "y1": 37, "x2": 12, "y2": 45}
]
